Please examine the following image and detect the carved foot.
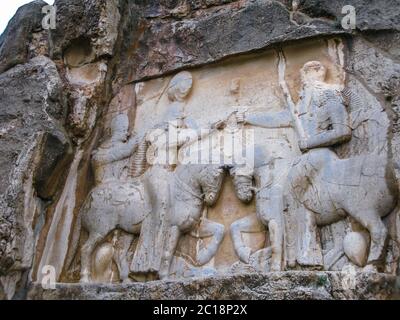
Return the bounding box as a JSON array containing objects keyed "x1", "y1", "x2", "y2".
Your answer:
[
  {"x1": 270, "y1": 261, "x2": 282, "y2": 272},
  {"x1": 80, "y1": 274, "x2": 91, "y2": 284},
  {"x1": 324, "y1": 248, "x2": 345, "y2": 271},
  {"x1": 286, "y1": 259, "x2": 297, "y2": 269},
  {"x1": 159, "y1": 260, "x2": 171, "y2": 280},
  {"x1": 362, "y1": 264, "x2": 378, "y2": 273},
  {"x1": 237, "y1": 246, "x2": 252, "y2": 264},
  {"x1": 297, "y1": 254, "x2": 324, "y2": 270},
  {"x1": 122, "y1": 278, "x2": 133, "y2": 284},
  {"x1": 248, "y1": 247, "x2": 272, "y2": 272}
]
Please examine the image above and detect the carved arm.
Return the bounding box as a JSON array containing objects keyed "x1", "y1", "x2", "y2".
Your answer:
[
  {"x1": 244, "y1": 110, "x2": 293, "y2": 129},
  {"x1": 93, "y1": 135, "x2": 140, "y2": 164}
]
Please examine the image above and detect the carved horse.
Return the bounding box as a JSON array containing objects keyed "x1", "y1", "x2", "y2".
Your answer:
[
  {"x1": 66, "y1": 178, "x2": 152, "y2": 283},
  {"x1": 159, "y1": 164, "x2": 227, "y2": 279},
  {"x1": 68, "y1": 163, "x2": 226, "y2": 283},
  {"x1": 286, "y1": 149, "x2": 398, "y2": 270}
]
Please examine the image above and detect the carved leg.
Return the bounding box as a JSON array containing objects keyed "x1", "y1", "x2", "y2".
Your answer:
[
  {"x1": 193, "y1": 218, "x2": 225, "y2": 266},
  {"x1": 286, "y1": 162, "x2": 324, "y2": 269},
  {"x1": 285, "y1": 195, "x2": 298, "y2": 269},
  {"x1": 159, "y1": 226, "x2": 180, "y2": 280},
  {"x1": 296, "y1": 207, "x2": 324, "y2": 269},
  {"x1": 260, "y1": 184, "x2": 285, "y2": 272},
  {"x1": 323, "y1": 221, "x2": 346, "y2": 270},
  {"x1": 351, "y1": 209, "x2": 388, "y2": 266},
  {"x1": 268, "y1": 219, "x2": 283, "y2": 271},
  {"x1": 80, "y1": 232, "x2": 104, "y2": 283},
  {"x1": 284, "y1": 161, "x2": 306, "y2": 269},
  {"x1": 115, "y1": 235, "x2": 133, "y2": 284},
  {"x1": 230, "y1": 214, "x2": 265, "y2": 264}
]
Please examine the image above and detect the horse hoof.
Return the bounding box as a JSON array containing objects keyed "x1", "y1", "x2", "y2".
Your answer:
[
  {"x1": 122, "y1": 278, "x2": 133, "y2": 285},
  {"x1": 80, "y1": 276, "x2": 91, "y2": 284},
  {"x1": 286, "y1": 259, "x2": 297, "y2": 269},
  {"x1": 362, "y1": 264, "x2": 378, "y2": 273},
  {"x1": 270, "y1": 263, "x2": 281, "y2": 272}
]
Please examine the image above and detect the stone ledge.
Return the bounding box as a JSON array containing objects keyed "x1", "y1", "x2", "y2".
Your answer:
[{"x1": 27, "y1": 272, "x2": 400, "y2": 300}]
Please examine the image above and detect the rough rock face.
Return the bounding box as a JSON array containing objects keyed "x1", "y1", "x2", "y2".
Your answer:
[
  {"x1": 0, "y1": 0, "x2": 47, "y2": 74},
  {"x1": 0, "y1": 56, "x2": 69, "y2": 299},
  {"x1": 27, "y1": 272, "x2": 400, "y2": 300},
  {"x1": 0, "y1": 0, "x2": 400, "y2": 300}
]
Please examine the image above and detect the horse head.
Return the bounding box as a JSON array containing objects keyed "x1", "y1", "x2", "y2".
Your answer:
[{"x1": 198, "y1": 165, "x2": 227, "y2": 206}]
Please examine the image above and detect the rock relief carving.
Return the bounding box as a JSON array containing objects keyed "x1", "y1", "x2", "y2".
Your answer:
[
  {"x1": 282, "y1": 60, "x2": 398, "y2": 272},
  {"x1": 66, "y1": 44, "x2": 400, "y2": 283}
]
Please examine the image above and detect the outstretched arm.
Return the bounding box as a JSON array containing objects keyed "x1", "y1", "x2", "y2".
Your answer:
[{"x1": 245, "y1": 110, "x2": 293, "y2": 129}]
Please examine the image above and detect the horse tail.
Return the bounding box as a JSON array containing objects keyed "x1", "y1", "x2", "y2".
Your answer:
[{"x1": 64, "y1": 203, "x2": 84, "y2": 271}]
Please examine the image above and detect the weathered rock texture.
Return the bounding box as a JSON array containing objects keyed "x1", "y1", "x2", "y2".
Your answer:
[
  {"x1": 28, "y1": 272, "x2": 400, "y2": 300},
  {"x1": 0, "y1": 0, "x2": 399, "y2": 300}
]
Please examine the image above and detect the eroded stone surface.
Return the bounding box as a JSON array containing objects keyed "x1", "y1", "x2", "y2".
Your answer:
[
  {"x1": 0, "y1": 56, "x2": 68, "y2": 299},
  {"x1": 27, "y1": 272, "x2": 399, "y2": 300},
  {"x1": 1, "y1": 0, "x2": 400, "y2": 301},
  {"x1": 0, "y1": 0, "x2": 47, "y2": 74}
]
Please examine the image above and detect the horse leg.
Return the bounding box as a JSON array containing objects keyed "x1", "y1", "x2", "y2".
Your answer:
[
  {"x1": 159, "y1": 226, "x2": 180, "y2": 280},
  {"x1": 350, "y1": 209, "x2": 388, "y2": 267},
  {"x1": 115, "y1": 234, "x2": 133, "y2": 284},
  {"x1": 194, "y1": 218, "x2": 225, "y2": 266},
  {"x1": 230, "y1": 214, "x2": 264, "y2": 264},
  {"x1": 285, "y1": 193, "x2": 299, "y2": 268},
  {"x1": 268, "y1": 219, "x2": 284, "y2": 271},
  {"x1": 80, "y1": 232, "x2": 105, "y2": 283},
  {"x1": 296, "y1": 207, "x2": 324, "y2": 269},
  {"x1": 323, "y1": 221, "x2": 346, "y2": 270},
  {"x1": 259, "y1": 184, "x2": 285, "y2": 272}
]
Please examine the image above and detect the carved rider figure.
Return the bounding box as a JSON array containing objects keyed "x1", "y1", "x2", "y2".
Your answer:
[
  {"x1": 92, "y1": 114, "x2": 140, "y2": 185},
  {"x1": 286, "y1": 61, "x2": 352, "y2": 269},
  {"x1": 281, "y1": 60, "x2": 397, "y2": 273},
  {"x1": 294, "y1": 61, "x2": 350, "y2": 152},
  {"x1": 74, "y1": 113, "x2": 145, "y2": 283},
  {"x1": 130, "y1": 71, "x2": 198, "y2": 279}
]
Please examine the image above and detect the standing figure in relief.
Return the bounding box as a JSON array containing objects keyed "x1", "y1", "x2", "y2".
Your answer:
[
  {"x1": 228, "y1": 106, "x2": 295, "y2": 272},
  {"x1": 209, "y1": 74, "x2": 295, "y2": 272},
  {"x1": 285, "y1": 61, "x2": 397, "y2": 271}
]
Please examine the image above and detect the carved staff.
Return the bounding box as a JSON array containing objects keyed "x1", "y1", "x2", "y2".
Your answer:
[{"x1": 277, "y1": 51, "x2": 306, "y2": 141}]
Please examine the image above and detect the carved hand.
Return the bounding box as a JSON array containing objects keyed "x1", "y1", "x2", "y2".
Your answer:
[
  {"x1": 299, "y1": 139, "x2": 308, "y2": 152},
  {"x1": 211, "y1": 119, "x2": 226, "y2": 130},
  {"x1": 236, "y1": 110, "x2": 246, "y2": 124}
]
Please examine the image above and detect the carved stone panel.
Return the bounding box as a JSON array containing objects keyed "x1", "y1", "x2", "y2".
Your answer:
[{"x1": 28, "y1": 38, "x2": 400, "y2": 285}]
